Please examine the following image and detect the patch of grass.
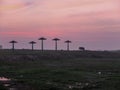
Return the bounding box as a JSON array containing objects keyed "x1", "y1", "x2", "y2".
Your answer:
[
  {"x1": 0, "y1": 84, "x2": 7, "y2": 90},
  {"x1": 0, "y1": 50, "x2": 120, "y2": 89}
]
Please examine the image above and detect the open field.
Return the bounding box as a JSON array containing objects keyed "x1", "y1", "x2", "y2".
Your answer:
[{"x1": 0, "y1": 50, "x2": 120, "y2": 90}]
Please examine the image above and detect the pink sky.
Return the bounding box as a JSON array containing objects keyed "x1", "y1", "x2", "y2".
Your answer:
[{"x1": 0, "y1": 0, "x2": 120, "y2": 50}]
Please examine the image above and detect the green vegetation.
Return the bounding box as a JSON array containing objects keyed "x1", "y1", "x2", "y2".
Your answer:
[
  {"x1": 0, "y1": 84, "x2": 7, "y2": 90},
  {"x1": 0, "y1": 49, "x2": 120, "y2": 90}
]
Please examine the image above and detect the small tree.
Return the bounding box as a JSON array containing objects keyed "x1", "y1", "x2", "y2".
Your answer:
[
  {"x1": 9, "y1": 40, "x2": 17, "y2": 51},
  {"x1": 29, "y1": 41, "x2": 36, "y2": 51},
  {"x1": 52, "y1": 38, "x2": 60, "y2": 51},
  {"x1": 38, "y1": 37, "x2": 47, "y2": 51},
  {"x1": 65, "y1": 40, "x2": 72, "y2": 51},
  {"x1": 79, "y1": 47, "x2": 85, "y2": 51}
]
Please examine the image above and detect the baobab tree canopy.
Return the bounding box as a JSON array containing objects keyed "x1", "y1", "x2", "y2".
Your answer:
[
  {"x1": 38, "y1": 37, "x2": 47, "y2": 40},
  {"x1": 53, "y1": 38, "x2": 60, "y2": 41},
  {"x1": 29, "y1": 41, "x2": 36, "y2": 44},
  {"x1": 9, "y1": 40, "x2": 18, "y2": 43},
  {"x1": 65, "y1": 40, "x2": 72, "y2": 43}
]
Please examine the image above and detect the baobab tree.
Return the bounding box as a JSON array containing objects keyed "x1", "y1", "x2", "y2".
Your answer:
[
  {"x1": 9, "y1": 40, "x2": 17, "y2": 51},
  {"x1": 65, "y1": 40, "x2": 72, "y2": 51},
  {"x1": 52, "y1": 38, "x2": 60, "y2": 51},
  {"x1": 29, "y1": 41, "x2": 36, "y2": 51},
  {"x1": 38, "y1": 37, "x2": 47, "y2": 51}
]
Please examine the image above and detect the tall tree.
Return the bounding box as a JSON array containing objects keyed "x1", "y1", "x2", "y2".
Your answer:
[
  {"x1": 65, "y1": 40, "x2": 72, "y2": 51},
  {"x1": 9, "y1": 40, "x2": 17, "y2": 51},
  {"x1": 52, "y1": 38, "x2": 60, "y2": 51},
  {"x1": 29, "y1": 41, "x2": 36, "y2": 51},
  {"x1": 38, "y1": 37, "x2": 47, "y2": 51}
]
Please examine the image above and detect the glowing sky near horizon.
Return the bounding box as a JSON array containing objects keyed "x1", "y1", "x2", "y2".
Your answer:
[{"x1": 0, "y1": 0, "x2": 120, "y2": 50}]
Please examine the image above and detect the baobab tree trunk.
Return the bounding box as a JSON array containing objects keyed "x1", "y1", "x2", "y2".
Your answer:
[
  {"x1": 29, "y1": 41, "x2": 36, "y2": 51},
  {"x1": 12, "y1": 43, "x2": 14, "y2": 51},
  {"x1": 41, "y1": 40, "x2": 43, "y2": 51},
  {"x1": 55, "y1": 41, "x2": 57, "y2": 51},
  {"x1": 65, "y1": 40, "x2": 71, "y2": 51},
  {"x1": 32, "y1": 44, "x2": 34, "y2": 51},
  {"x1": 67, "y1": 43, "x2": 69, "y2": 51}
]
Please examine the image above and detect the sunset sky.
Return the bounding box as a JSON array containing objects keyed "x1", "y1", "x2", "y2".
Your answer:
[{"x1": 0, "y1": 0, "x2": 120, "y2": 50}]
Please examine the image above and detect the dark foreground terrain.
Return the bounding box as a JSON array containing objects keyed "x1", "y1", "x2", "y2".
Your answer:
[{"x1": 0, "y1": 50, "x2": 120, "y2": 90}]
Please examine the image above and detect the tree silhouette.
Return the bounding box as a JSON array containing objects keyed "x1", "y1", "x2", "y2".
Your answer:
[
  {"x1": 29, "y1": 41, "x2": 36, "y2": 51},
  {"x1": 79, "y1": 47, "x2": 85, "y2": 51},
  {"x1": 53, "y1": 38, "x2": 60, "y2": 51},
  {"x1": 38, "y1": 37, "x2": 47, "y2": 51},
  {"x1": 65, "y1": 40, "x2": 72, "y2": 51},
  {"x1": 9, "y1": 40, "x2": 17, "y2": 51}
]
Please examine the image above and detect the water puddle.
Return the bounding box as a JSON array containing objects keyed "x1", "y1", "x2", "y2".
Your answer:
[
  {"x1": 0, "y1": 77, "x2": 33, "y2": 90},
  {"x1": 0, "y1": 77, "x2": 17, "y2": 90},
  {"x1": 0, "y1": 77, "x2": 11, "y2": 81}
]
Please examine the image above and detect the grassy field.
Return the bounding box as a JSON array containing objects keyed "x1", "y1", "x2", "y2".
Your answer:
[{"x1": 0, "y1": 50, "x2": 120, "y2": 90}]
